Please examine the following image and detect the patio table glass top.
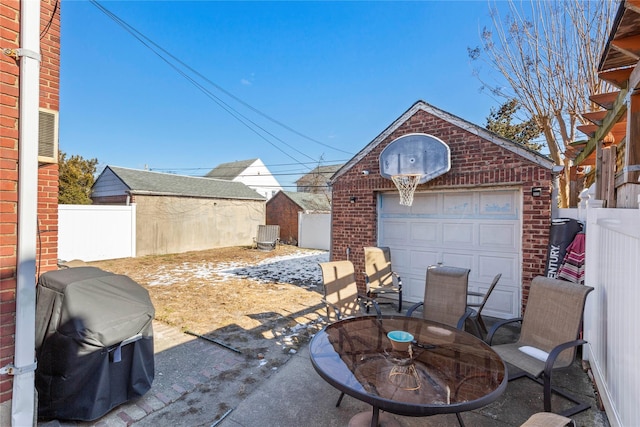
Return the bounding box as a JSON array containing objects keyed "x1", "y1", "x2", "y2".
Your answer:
[{"x1": 309, "y1": 315, "x2": 507, "y2": 417}]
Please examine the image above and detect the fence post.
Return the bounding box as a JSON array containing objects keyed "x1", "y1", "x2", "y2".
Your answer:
[{"x1": 130, "y1": 203, "x2": 137, "y2": 258}]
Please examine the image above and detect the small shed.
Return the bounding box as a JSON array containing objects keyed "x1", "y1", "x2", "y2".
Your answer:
[
  {"x1": 329, "y1": 100, "x2": 554, "y2": 318},
  {"x1": 92, "y1": 166, "x2": 266, "y2": 256},
  {"x1": 266, "y1": 191, "x2": 331, "y2": 245}
]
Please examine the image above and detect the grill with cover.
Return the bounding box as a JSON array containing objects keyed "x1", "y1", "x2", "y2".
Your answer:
[{"x1": 35, "y1": 267, "x2": 155, "y2": 421}]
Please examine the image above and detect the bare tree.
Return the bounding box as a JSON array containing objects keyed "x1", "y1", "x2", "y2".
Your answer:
[{"x1": 469, "y1": 0, "x2": 616, "y2": 207}]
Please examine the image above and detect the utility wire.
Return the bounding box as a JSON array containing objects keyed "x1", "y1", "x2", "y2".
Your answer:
[
  {"x1": 151, "y1": 159, "x2": 348, "y2": 174},
  {"x1": 89, "y1": 0, "x2": 320, "y2": 167},
  {"x1": 88, "y1": 0, "x2": 354, "y2": 170},
  {"x1": 40, "y1": 0, "x2": 59, "y2": 39}
]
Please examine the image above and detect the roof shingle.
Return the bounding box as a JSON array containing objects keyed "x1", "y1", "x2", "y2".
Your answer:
[{"x1": 107, "y1": 166, "x2": 265, "y2": 200}]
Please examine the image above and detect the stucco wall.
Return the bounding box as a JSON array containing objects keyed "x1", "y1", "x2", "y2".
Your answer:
[
  {"x1": 331, "y1": 107, "x2": 552, "y2": 312},
  {"x1": 133, "y1": 195, "x2": 265, "y2": 256}
]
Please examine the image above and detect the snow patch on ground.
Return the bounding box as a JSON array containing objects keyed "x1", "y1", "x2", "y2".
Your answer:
[{"x1": 147, "y1": 250, "x2": 329, "y2": 287}]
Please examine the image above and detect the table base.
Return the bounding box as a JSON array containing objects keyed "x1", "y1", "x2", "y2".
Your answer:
[{"x1": 348, "y1": 410, "x2": 401, "y2": 427}]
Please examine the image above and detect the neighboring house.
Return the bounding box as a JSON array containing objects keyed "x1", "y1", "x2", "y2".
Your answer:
[
  {"x1": 571, "y1": 3, "x2": 640, "y2": 425},
  {"x1": 204, "y1": 158, "x2": 282, "y2": 200},
  {"x1": 570, "y1": 1, "x2": 640, "y2": 209},
  {"x1": 329, "y1": 100, "x2": 554, "y2": 320},
  {"x1": 1, "y1": 1, "x2": 60, "y2": 424},
  {"x1": 92, "y1": 166, "x2": 266, "y2": 256},
  {"x1": 295, "y1": 163, "x2": 344, "y2": 196},
  {"x1": 266, "y1": 191, "x2": 331, "y2": 244}
]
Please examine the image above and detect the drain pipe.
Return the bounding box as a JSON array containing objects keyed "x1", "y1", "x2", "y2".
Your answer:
[{"x1": 13, "y1": 0, "x2": 41, "y2": 425}]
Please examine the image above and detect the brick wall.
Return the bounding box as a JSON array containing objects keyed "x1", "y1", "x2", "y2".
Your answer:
[
  {"x1": 0, "y1": 0, "x2": 60, "y2": 404},
  {"x1": 330, "y1": 108, "x2": 552, "y2": 314},
  {"x1": 266, "y1": 192, "x2": 301, "y2": 244}
]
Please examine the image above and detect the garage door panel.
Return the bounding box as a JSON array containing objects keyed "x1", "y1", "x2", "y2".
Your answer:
[
  {"x1": 408, "y1": 250, "x2": 438, "y2": 277},
  {"x1": 477, "y1": 254, "x2": 517, "y2": 281},
  {"x1": 473, "y1": 254, "x2": 519, "y2": 318},
  {"x1": 441, "y1": 253, "x2": 474, "y2": 271},
  {"x1": 478, "y1": 223, "x2": 518, "y2": 250},
  {"x1": 403, "y1": 275, "x2": 427, "y2": 301},
  {"x1": 409, "y1": 222, "x2": 438, "y2": 244},
  {"x1": 389, "y1": 248, "x2": 410, "y2": 270},
  {"x1": 381, "y1": 195, "x2": 410, "y2": 213},
  {"x1": 410, "y1": 193, "x2": 439, "y2": 213},
  {"x1": 479, "y1": 191, "x2": 518, "y2": 217},
  {"x1": 483, "y1": 288, "x2": 518, "y2": 318},
  {"x1": 381, "y1": 220, "x2": 409, "y2": 244},
  {"x1": 379, "y1": 189, "x2": 522, "y2": 318},
  {"x1": 442, "y1": 193, "x2": 474, "y2": 216},
  {"x1": 442, "y1": 222, "x2": 474, "y2": 245}
]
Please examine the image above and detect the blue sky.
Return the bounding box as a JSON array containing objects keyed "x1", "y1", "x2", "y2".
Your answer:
[{"x1": 60, "y1": 1, "x2": 505, "y2": 189}]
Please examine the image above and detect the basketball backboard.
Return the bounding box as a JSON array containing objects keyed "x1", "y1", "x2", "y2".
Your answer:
[{"x1": 379, "y1": 133, "x2": 451, "y2": 184}]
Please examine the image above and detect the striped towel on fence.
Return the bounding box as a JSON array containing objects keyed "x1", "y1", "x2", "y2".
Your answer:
[{"x1": 557, "y1": 232, "x2": 585, "y2": 285}]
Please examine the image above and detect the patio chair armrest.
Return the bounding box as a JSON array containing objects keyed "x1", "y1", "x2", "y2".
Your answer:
[
  {"x1": 357, "y1": 294, "x2": 381, "y2": 318},
  {"x1": 487, "y1": 317, "x2": 523, "y2": 344},
  {"x1": 456, "y1": 307, "x2": 475, "y2": 330},
  {"x1": 544, "y1": 339, "x2": 588, "y2": 375},
  {"x1": 391, "y1": 271, "x2": 403, "y2": 288},
  {"x1": 322, "y1": 299, "x2": 345, "y2": 321},
  {"x1": 406, "y1": 301, "x2": 424, "y2": 317},
  {"x1": 362, "y1": 272, "x2": 371, "y2": 293}
]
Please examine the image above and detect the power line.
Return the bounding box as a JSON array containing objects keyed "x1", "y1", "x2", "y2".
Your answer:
[
  {"x1": 88, "y1": 0, "x2": 355, "y2": 171},
  {"x1": 151, "y1": 159, "x2": 349, "y2": 173},
  {"x1": 89, "y1": 1, "x2": 318, "y2": 168}
]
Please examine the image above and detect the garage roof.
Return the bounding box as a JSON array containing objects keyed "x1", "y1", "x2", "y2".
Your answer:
[
  {"x1": 101, "y1": 166, "x2": 265, "y2": 200},
  {"x1": 279, "y1": 191, "x2": 331, "y2": 212}
]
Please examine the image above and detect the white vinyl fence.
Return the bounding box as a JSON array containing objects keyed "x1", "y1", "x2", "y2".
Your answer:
[
  {"x1": 582, "y1": 206, "x2": 640, "y2": 427},
  {"x1": 58, "y1": 204, "x2": 136, "y2": 262},
  {"x1": 298, "y1": 212, "x2": 330, "y2": 250}
]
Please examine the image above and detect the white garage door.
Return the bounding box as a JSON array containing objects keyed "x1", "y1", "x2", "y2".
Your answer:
[{"x1": 378, "y1": 189, "x2": 522, "y2": 319}]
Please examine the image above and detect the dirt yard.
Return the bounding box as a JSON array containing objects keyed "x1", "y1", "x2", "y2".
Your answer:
[{"x1": 89, "y1": 245, "x2": 329, "y2": 360}]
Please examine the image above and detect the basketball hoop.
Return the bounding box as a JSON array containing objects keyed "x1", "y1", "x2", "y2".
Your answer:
[
  {"x1": 379, "y1": 134, "x2": 451, "y2": 207},
  {"x1": 391, "y1": 174, "x2": 422, "y2": 206}
]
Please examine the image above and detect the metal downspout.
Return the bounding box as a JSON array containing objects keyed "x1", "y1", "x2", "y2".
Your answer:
[{"x1": 14, "y1": 0, "x2": 41, "y2": 425}]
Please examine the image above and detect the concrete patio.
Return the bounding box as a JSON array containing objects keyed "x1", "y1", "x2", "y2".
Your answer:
[
  {"x1": 216, "y1": 311, "x2": 609, "y2": 427},
  {"x1": 39, "y1": 302, "x2": 610, "y2": 427}
]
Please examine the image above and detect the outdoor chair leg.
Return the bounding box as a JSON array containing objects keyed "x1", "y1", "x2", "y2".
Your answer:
[
  {"x1": 371, "y1": 406, "x2": 379, "y2": 427},
  {"x1": 336, "y1": 391, "x2": 345, "y2": 407},
  {"x1": 476, "y1": 313, "x2": 487, "y2": 334},
  {"x1": 456, "y1": 412, "x2": 466, "y2": 427},
  {"x1": 544, "y1": 375, "x2": 552, "y2": 412},
  {"x1": 508, "y1": 370, "x2": 590, "y2": 418}
]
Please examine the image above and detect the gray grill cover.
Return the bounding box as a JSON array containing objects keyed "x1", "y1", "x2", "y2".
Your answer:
[{"x1": 35, "y1": 267, "x2": 155, "y2": 421}]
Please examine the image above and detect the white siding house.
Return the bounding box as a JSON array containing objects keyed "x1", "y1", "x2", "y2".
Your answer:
[{"x1": 205, "y1": 158, "x2": 283, "y2": 200}]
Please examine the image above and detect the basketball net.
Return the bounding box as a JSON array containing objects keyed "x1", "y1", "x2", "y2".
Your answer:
[{"x1": 391, "y1": 174, "x2": 421, "y2": 206}]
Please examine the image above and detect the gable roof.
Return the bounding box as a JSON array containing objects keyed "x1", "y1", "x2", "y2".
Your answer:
[
  {"x1": 277, "y1": 191, "x2": 331, "y2": 212},
  {"x1": 101, "y1": 166, "x2": 265, "y2": 200},
  {"x1": 331, "y1": 100, "x2": 554, "y2": 183},
  {"x1": 295, "y1": 164, "x2": 344, "y2": 184},
  {"x1": 205, "y1": 158, "x2": 258, "y2": 180}
]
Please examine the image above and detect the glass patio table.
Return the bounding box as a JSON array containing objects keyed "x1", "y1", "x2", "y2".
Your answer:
[{"x1": 309, "y1": 315, "x2": 507, "y2": 427}]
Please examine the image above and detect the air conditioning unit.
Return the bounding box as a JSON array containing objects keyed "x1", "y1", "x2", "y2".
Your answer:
[{"x1": 38, "y1": 108, "x2": 58, "y2": 164}]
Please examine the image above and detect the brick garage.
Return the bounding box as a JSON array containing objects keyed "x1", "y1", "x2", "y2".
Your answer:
[
  {"x1": 0, "y1": 0, "x2": 61, "y2": 414},
  {"x1": 329, "y1": 101, "x2": 554, "y2": 314}
]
